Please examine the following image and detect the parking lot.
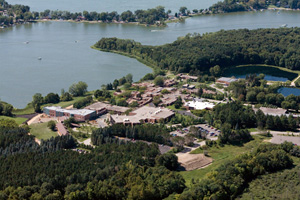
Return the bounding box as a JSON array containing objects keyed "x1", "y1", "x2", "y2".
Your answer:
[{"x1": 195, "y1": 124, "x2": 220, "y2": 140}]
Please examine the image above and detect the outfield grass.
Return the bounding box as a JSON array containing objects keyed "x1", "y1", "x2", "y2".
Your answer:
[
  {"x1": 180, "y1": 135, "x2": 268, "y2": 186},
  {"x1": 0, "y1": 116, "x2": 27, "y2": 125},
  {"x1": 29, "y1": 122, "x2": 58, "y2": 140}
]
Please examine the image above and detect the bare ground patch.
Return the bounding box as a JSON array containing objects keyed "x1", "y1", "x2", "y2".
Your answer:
[{"x1": 177, "y1": 153, "x2": 213, "y2": 171}]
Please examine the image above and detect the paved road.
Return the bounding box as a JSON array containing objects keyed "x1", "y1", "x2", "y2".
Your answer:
[
  {"x1": 210, "y1": 83, "x2": 225, "y2": 94},
  {"x1": 252, "y1": 131, "x2": 300, "y2": 145}
]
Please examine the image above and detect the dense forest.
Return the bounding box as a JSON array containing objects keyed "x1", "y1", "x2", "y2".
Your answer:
[
  {"x1": 207, "y1": 101, "x2": 298, "y2": 136},
  {"x1": 0, "y1": 119, "x2": 185, "y2": 199},
  {"x1": 95, "y1": 28, "x2": 300, "y2": 74},
  {"x1": 91, "y1": 124, "x2": 171, "y2": 145},
  {"x1": 239, "y1": 164, "x2": 300, "y2": 199}
]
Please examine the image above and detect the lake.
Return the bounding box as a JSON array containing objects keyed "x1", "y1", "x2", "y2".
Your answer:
[
  {"x1": 2, "y1": 9, "x2": 300, "y2": 108},
  {"x1": 278, "y1": 87, "x2": 300, "y2": 97},
  {"x1": 7, "y1": 0, "x2": 219, "y2": 13},
  {"x1": 223, "y1": 66, "x2": 298, "y2": 82}
]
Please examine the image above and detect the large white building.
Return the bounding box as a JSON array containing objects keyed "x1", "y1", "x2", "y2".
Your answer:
[{"x1": 185, "y1": 98, "x2": 215, "y2": 110}]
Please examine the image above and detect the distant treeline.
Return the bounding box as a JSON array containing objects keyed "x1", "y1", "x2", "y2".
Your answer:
[
  {"x1": 0, "y1": 0, "x2": 170, "y2": 26},
  {"x1": 95, "y1": 28, "x2": 300, "y2": 74},
  {"x1": 39, "y1": 6, "x2": 169, "y2": 25},
  {"x1": 209, "y1": 0, "x2": 300, "y2": 13}
]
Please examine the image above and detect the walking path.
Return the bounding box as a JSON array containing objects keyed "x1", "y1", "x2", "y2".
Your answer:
[{"x1": 291, "y1": 75, "x2": 300, "y2": 86}]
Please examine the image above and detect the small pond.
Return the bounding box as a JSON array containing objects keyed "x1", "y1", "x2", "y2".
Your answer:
[
  {"x1": 278, "y1": 87, "x2": 300, "y2": 97},
  {"x1": 223, "y1": 66, "x2": 298, "y2": 82}
]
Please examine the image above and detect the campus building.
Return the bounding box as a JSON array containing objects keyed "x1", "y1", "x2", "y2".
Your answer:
[
  {"x1": 43, "y1": 106, "x2": 96, "y2": 121},
  {"x1": 85, "y1": 102, "x2": 130, "y2": 115},
  {"x1": 184, "y1": 98, "x2": 215, "y2": 110},
  {"x1": 110, "y1": 106, "x2": 175, "y2": 125}
]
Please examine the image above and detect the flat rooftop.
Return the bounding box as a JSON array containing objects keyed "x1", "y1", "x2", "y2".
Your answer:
[
  {"x1": 85, "y1": 102, "x2": 129, "y2": 113},
  {"x1": 217, "y1": 77, "x2": 238, "y2": 83},
  {"x1": 131, "y1": 106, "x2": 174, "y2": 119},
  {"x1": 44, "y1": 106, "x2": 95, "y2": 116},
  {"x1": 185, "y1": 101, "x2": 215, "y2": 110}
]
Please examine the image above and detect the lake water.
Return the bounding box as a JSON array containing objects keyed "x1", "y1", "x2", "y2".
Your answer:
[
  {"x1": 7, "y1": 0, "x2": 219, "y2": 13},
  {"x1": 223, "y1": 66, "x2": 298, "y2": 82},
  {"x1": 278, "y1": 87, "x2": 300, "y2": 97},
  {"x1": 1, "y1": 9, "x2": 300, "y2": 108}
]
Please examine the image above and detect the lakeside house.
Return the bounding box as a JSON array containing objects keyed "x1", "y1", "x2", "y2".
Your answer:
[
  {"x1": 43, "y1": 106, "x2": 96, "y2": 121},
  {"x1": 177, "y1": 74, "x2": 198, "y2": 81},
  {"x1": 216, "y1": 77, "x2": 238, "y2": 86}
]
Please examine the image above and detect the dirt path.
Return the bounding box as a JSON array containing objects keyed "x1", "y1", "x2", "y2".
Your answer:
[
  {"x1": 27, "y1": 114, "x2": 43, "y2": 125},
  {"x1": 65, "y1": 105, "x2": 73, "y2": 109},
  {"x1": 291, "y1": 75, "x2": 300, "y2": 86}
]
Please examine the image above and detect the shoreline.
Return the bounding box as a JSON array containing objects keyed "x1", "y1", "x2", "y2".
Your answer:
[
  {"x1": 36, "y1": 19, "x2": 167, "y2": 27},
  {"x1": 91, "y1": 46, "x2": 158, "y2": 70},
  {"x1": 2, "y1": 6, "x2": 300, "y2": 30}
]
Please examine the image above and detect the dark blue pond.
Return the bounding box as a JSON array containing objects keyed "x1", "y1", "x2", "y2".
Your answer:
[
  {"x1": 278, "y1": 87, "x2": 300, "y2": 97},
  {"x1": 223, "y1": 66, "x2": 298, "y2": 82}
]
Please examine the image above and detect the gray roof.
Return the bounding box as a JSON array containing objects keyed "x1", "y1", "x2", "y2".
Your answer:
[
  {"x1": 44, "y1": 106, "x2": 95, "y2": 116},
  {"x1": 217, "y1": 77, "x2": 238, "y2": 83},
  {"x1": 85, "y1": 102, "x2": 129, "y2": 113}
]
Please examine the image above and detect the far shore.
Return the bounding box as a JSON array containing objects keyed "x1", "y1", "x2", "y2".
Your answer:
[{"x1": 36, "y1": 19, "x2": 167, "y2": 27}]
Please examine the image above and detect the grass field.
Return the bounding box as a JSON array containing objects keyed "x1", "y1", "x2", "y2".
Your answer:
[
  {"x1": 179, "y1": 135, "x2": 268, "y2": 186},
  {"x1": 0, "y1": 116, "x2": 27, "y2": 125},
  {"x1": 12, "y1": 105, "x2": 35, "y2": 115},
  {"x1": 43, "y1": 96, "x2": 87, "y2": 108},
  {"x1": 12, "y1": 94, "x2": 93, "y2": 116},
  {"x1": 29, "y1": 122, "x2": 58, "y2": 140}
]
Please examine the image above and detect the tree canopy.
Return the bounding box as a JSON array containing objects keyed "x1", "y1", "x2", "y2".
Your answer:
[{"x1": 95, "y1": 28, "x2": 300, "y2": 75}]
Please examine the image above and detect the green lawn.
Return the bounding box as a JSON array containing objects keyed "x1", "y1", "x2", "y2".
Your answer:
[
  {"x1": 248, "y1": 128, "x2": 258, "y2": 132},
  {"x1": 29, "y1": 122, "x2": 58, "y2": 140},
  {"x1": 0, "y1": 116, "x2": 27, "y2": 125},
  {"x1": 179, "y1": 135, "x2": 268, "y2": 186},
  {"x1": 12, "y1": 105, "x2": 35, "y2": 115},
  {"x1": 13, "y1": 92, "x2": 95, "y2": 115},
  {"x1": 167, "y1": 105, "x2": 187, "y2": 111}
]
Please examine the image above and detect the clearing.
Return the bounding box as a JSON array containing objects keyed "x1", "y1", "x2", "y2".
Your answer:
[
  {"x1": 29, "y1": 122, "x2": 57, "y2": 140},
  {"x1": 179, "y1": 135, "x2": 268, "y2": 186}
]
